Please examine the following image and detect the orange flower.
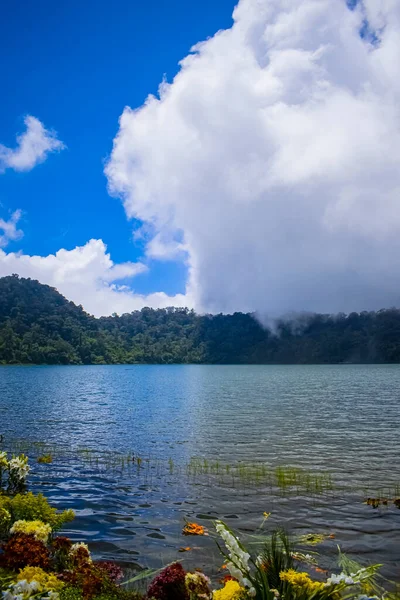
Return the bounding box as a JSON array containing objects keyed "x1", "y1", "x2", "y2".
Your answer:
[{"x1": 182, "y1": 522, "x2": 207, "y2": 536}]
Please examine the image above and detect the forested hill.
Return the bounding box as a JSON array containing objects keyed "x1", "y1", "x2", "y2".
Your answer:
[{"x1": 1, "y1": 274, "x2": 400, "y2": 365}]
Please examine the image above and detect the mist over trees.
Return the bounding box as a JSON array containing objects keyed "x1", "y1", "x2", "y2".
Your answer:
[{"x1": 0, "y1": 274, "x2": 400, "y2": 365}]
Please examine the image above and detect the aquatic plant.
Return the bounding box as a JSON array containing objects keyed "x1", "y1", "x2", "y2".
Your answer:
[
  {"x1": 364, "y1": 497, "x2": 400, "y2": 510},
  {"x1": 297, "y1": 533, "x2": 334, "y2": 546},
  {"x1": 0, "y1": 450, "x2": 397, "y2": 600},
  {"x1": 38, "y1": 454, "x2": 53, "y2": 464}
]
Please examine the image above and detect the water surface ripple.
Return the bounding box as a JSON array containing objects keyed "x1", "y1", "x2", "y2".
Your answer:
[{"x1": 0, "y1": 365, "x2": 399, "y2": 579}]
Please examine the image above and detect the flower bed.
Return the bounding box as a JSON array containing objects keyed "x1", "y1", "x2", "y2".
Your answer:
[{"x1": 0, "y1": 453, "x2": 397, "y2": 600}]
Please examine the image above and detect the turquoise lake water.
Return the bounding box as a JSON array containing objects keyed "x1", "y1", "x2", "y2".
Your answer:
[{"x1": 0, "y1": 364, "x2": 399, "y2": 579}]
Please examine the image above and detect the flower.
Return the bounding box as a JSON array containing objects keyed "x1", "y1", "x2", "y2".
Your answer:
[
  {"x1": 147, "y1": 563, "x2": 188, "y2": 600},
  {"x1": 10, "y1": 520, "x2": 52, "y2": 543},
  {"x1": 69, "y1": 542, "x2": 92, "y2": 566},
  {"x1": 8, "y1": 455, "x2": 30, "y2": 481},
  {"x1": 0, "y1": 451, "x2": 8, "y2": 469},
  {"x1": 95, "y1": 561, "x2": 124, "y2": 583},
  {"x1": 183, "y1": 522, "x2": 207, "y2": 536},
  {"x1": 326, "y1": 572, "x2": 354, "y2": 586},
  {"x1": 0, "y1": 533, "x2": 50, "y2": 570},
  {"x1": 291, "y1": 552, "x2": 318, "y2": 565},
  {"x1": 1, "y1": 579, "x2": 60, "y2": 600},
  {"x1": 280, "y1": 569, "x2": 325, "y2": 593},
  {"x1": 17, "y1": 566, "x2": 64, "y2": 592},
  {"x1": 185, "y1": 571, "x2": 212, "y2": 599},
  {"x1": 213, "y1": 580, "x2": 245, "y2": 600},
  {"x1": 215, "y1": 521, "x2": 252, "y2": 593}
]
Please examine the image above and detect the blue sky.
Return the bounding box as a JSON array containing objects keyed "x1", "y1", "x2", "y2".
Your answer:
[
  {"x1": 1, "y1": 0, "x2": 399, "y2": 318},
  {"x1": 0, "y1": 0, "x2": 237, "y2": 296}
]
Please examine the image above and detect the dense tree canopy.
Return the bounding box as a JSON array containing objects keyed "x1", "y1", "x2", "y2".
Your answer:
[{"x1": 1, "y1": 275, "x2": 400, "y2": 365}]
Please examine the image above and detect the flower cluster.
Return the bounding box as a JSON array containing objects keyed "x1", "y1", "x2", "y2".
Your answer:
[
  {"x1": 95, "y1": 561, "x2": 124, "y2": 583},
  {"x1": 2, "y1": 578, "x2": 60, "y2": 600},
  {"x1": 0, "y1": 453, "x2": 137, "y2": 600},
  {"x1": 0, "y1": 453, "x2": 30, "y2": 494},
  {"x1": 69, "y1": 543, "x2": 93, "y2": 566},
  {"x1": 215, "y1": 521, "x2": 255, "y2": 596},
  {"x1": 147, "y1": 563, "x2": 189, "y2": 600},
  {"x1": 326, "y1": 566, "x2": 381, "y2": 589},
  {"x1": 185, "y1": 571, "x2": 212, "y2": 599},
  {"x1": 280, "y1": 569, "x2": 325, "y2": 593},
  {"x1": 0, "y1": 533, "x2": 51, "y2": 570},
  {"x1": 182, "y1": 522, "x2": 207, "y2": 536},
  {"x1": 212, "y1": 580, "x2": 245, "y2": 600},
  {"x1": 326, "y1": 573, "x2": 355, "y2": 586},
  {"x1": 17, "y1": 566, "x2": 65, "y2": 592},
  {"x1": 10, "y1": 519, "x2": 52, "y2": 543}
]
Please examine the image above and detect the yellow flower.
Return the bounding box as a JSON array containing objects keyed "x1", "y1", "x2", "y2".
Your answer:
[
  {"x1": 280, "y1": 569, "x2": 325, "y2": 593},
  {"x1": 17, "y1": 566, "x2": 64, "y2": 591},
  {"x1": 213, "y1": 579, "x2": 245, "y2": 600},
  {"x1": 10, "y1": 519, "x2": 52, "y2": 543}
]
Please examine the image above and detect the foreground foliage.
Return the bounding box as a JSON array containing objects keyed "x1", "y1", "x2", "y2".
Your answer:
[
  {"x1": 0, "y1": 455, "x2": 398, "y2": 600},
  {"x1": 2, "y1": 275, "x2": 400, "y2": 364}
]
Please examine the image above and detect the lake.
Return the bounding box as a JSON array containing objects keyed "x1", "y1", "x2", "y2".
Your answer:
[{"x1": 0, "y1": 364, "x2": 399, "y2": 580}]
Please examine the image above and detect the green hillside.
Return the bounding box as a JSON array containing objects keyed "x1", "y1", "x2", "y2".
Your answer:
[{"x1": 1, "y1": 274, "x2": 400, "y2": 365}]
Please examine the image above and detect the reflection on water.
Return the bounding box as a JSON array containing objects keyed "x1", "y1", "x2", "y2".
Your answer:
[{"x1": 0, "y1": 364, "x2": 399, "y2": 579}]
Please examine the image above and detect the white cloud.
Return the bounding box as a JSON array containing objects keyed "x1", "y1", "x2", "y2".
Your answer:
[
  {"x1": 106, "y1": 0, "x2": 400, "y2": 316},
  {"x1": 0, "y1": 210, "x2": 23, "y2": 248},
  {"x1": 0, "y1": 239, "x2": 190, "y2": 316},
  {"x1": 0, "y1": 116, "x2": 65, "y2": 173}
]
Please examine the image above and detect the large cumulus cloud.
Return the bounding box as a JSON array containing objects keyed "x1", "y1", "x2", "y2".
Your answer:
[{"x1": 106, "y1": 0, "x2": 400, "y2": 316}]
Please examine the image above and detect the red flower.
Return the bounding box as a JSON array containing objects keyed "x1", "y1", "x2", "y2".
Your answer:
[
  {"x1": 0, "y1": 534, "x2": 50, "y2": 571},
  {"x1": 95, "y1": 561, "x2": 124, "y2": 583},
  {"x1": 147, "y1": 563, "x2": 188, "y2": 600}
]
